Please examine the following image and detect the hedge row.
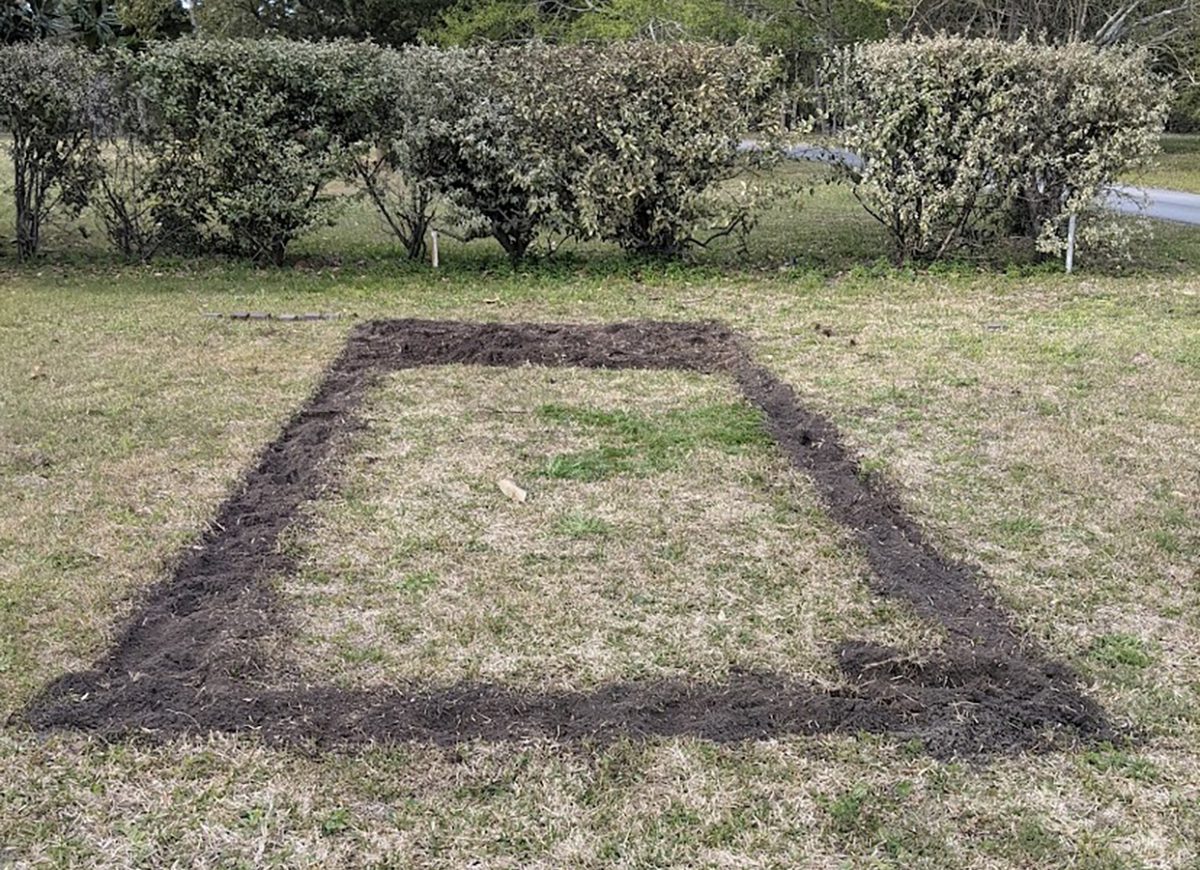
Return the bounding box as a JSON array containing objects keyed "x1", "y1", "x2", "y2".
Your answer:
[
  {"x1": 0, "y1": 39, "x2": 782, "y2": 264},
  {"x1": 0, "y1": 37, "x2": 1170, "y2": 266}
]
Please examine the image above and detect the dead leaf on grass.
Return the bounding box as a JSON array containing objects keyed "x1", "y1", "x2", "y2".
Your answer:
[{"x1": 497, "y1": 478, "x2": 528, "y2": 503}]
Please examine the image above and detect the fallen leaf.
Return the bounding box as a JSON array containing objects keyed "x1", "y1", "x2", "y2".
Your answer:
[{"x1": 497, "y1": 478, "x2": 527, "y2": 503}]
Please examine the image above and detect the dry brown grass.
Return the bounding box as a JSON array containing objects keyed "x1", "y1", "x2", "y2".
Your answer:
[
  {"x1": 2, "y1": 265, "x2": 1198, "y2": 867},
  {"x1": 0, "y1": 304, "x2": 349, "y2": 713},
  {"x1": 3, "y1": 729, "x2": 1196, "y2": 868},
  {"x1": 747, "y1": 281, "x2": 1200, "y2": 745},
  {"x1": 276, "y1": 365, "x2": 938, "y2": 693}
]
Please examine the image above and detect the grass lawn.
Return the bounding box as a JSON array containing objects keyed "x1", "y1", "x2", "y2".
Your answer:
[
  {"x1": 1128, "y1": 134, "x2": 1200, "y2": 192},
  {"x1": 278, "y1": 365, "x2": 898, "y2": 693},
  {"x1": 2, "y1": 157, "x2": 1200, "y2": 867}
]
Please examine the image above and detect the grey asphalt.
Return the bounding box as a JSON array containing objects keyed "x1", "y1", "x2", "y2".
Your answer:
[
  {"x1": 1104, "y1": 184, "x2": 1200, "y2": 225},
  {"x1": 752, "y1": 142, "x2": 1200, "y2": 226}
]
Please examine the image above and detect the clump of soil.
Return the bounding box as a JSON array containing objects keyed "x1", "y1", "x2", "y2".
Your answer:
[{"x1": 21, "y1": 319, "x2": 1115, "y2": 758}]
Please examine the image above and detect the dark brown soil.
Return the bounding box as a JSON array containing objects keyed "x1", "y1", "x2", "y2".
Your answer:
[{"x1": 20, "y1": 319, "x2": 1115, "y2": 758}]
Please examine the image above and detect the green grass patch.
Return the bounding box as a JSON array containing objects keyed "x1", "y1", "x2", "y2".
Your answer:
[
  {"x1": 554, "y1": 513, "x2": 614, "y2": 539},
  {"x1": 1081, "y1": 745, "x2": 1160, "y2": 782},
  {"x1": 536, "y1": 402, "x2": 769, "y2": 482},
  {"x1": 1129, "y1": 134, "x2": 1200, "y2": 193},
  {"x1": 397, "y1": 571, "x2": 439, "y2": 595},
  {"x1": 1087, "y1": 634, "x2": 1155, "y2": 669}
]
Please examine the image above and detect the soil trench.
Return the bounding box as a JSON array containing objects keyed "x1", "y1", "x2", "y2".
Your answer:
[{"x1": 20, "y1": 319, "x2": 1115, "y2": 758}]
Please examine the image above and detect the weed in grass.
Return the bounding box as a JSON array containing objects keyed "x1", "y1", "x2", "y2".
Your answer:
[
  {"x1": 1035, "y1": 398, "x2": 1060, "y2": 417},
  {"x1": 870, "y1": 384, "x2": 916, "y2": 407},
  {"x1": 536, "y1": 401, "x2": 768, "y2": 482},
  {"x1": 1007, "y1": 461, "x2": 1036, "y2": 483},
  {"x1": 823, "y1": 783, "x2": 873, "y2": 834},
  {"x1": 818, "y1": 781, "x2": 939, "y2": 861},
  {"x1": 1161, "y1": 503, "x2": 1190, "y2": 528},
  {"x1": 901, "y1": 738, "x2": 926, "y2": 759},
  {"x1": 542, "y1": 446, "x2": 639, "y2": 482},
  {"x1": 700, "y1": 798, "x2": 774, "y2": 849},
  {"x1": 239, "y1": 805, "x2": 269, "y2": 830},
  {"x1": 44, "y1": 548, "x2": 99, "y2": 571},
  {"x1": 397, "y1": 571, "x2": 438, "y2": 595},
  {"x1": 655, "y1": 540, "x2": 689, "y2": 563},
  {"x1": 997, "y1": 515, "x2": 1046, "y2": 541},
  {"x1": 320, "y1": 808, "x2": 352, "y2": 836},
  {"x1": 1011, "y1": 819, "x2": 1062, "y2": 862},
  {"x1": 1082, "y1": 745, "x2": 1160, "y2": 782},
  {"x1": 554, "y1": 513, "x2": 613, "y2": 539},
  {"x1": 855, "y1": 455, "x2": 888, "y2": 483},
  {"x1": 1152, "y1": 529, "x2": 1181, "y2": 554},
  {"x1": 338, "y1": 642, "x2": 388, "y2": 666},
  {"x1": 921, "y1": 764, "x2": 962, "y2": 796},
  {"x1": 382, "y1": 615, "x2": 418, "y2": 645},
  {"x1": 1088, "y1": 634, "x2": 1155, "y2": 669}
]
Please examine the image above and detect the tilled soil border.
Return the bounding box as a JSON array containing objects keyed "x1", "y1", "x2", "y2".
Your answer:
[{"x1": 21, "y1": 319, "x2": 1115, "y2": 758}]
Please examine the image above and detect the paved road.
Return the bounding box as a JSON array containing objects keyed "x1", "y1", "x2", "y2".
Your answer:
[
  {"x1": 780, "y1": 143, "x2": 862, "y2": 170},
  {"x1": 1104, "y1": 184, "x2": 1200, "y2": 225},
  {"x1": 756, "y1": 142, "x2": 1200, "y2": 226}
]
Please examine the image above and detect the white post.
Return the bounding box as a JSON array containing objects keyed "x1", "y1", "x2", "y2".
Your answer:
[
  {"x1": 1065, "y1": 213, "x2": 1077, "y2": 274},
  {"x1": 430, "y1": 230, "x2": 440, "y2": 269}
]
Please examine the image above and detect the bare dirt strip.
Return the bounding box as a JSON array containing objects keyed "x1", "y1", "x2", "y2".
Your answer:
[{"x1": 20, "y1": 319, "x2": 1115, "y2": 758}]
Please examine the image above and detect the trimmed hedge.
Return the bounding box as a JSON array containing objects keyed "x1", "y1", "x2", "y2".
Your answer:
[
  {"x1": 129, "y1": 39, "x2": 394, "y2": 264},
  {"x1": 384, "y1": 41, "x2": 783, "y2": 261},
  {"x1": 824, "y1": 37, "x2": 1170, "y2": 263},
  {"x1": 531, "y1": 41, "x2": 783, "y2": 257}
]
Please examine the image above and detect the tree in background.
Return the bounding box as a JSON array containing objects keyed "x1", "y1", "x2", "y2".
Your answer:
[
  {"x1": 897, "y1": 0, "x2": 1199, "y2": 127},
  {"x1": 421, "y1": 0, "x2": 1196, "y2": 129},
  {"x1": 0, "y1": 43, "x2": 98, "y2": 258},
  {"x1": 423, "y1": 0, "x2": 891, "y2": 124},
  {"x1": 2, "y1": 0, "x2": 188, "y2": 44},
  {"x1": 2, "y1": 0, "x2": 120, "y2": 44},
  {"x1": 424, "y1": 0, "x2": 895, "y2": 47},
  {"x1": 194, "y1": 0, "x2": 457, "y2": 44},
  {"x1": 426, "y1": 0, "x2": 540, "y2": 43},
  {"x1": 116, "y1": 0, "x2": 190, "y2": 40},
  {"x1": 3, "y1": 0, "x2": 451, "y2": 44},
  {"x1": 2, "y1": 0, "x2": 1195, "y2": 129},
  {"x1": 897, "y1": 0, "x2": 1194, "y2": 46},
  {"x1": 564, "y1": 0, "x2": 750, "y2": 41}
]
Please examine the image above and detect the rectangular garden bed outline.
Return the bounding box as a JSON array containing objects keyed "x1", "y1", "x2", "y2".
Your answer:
[{"x1": 21, "y1": 319, "x2": 1114, "y2": 758}]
